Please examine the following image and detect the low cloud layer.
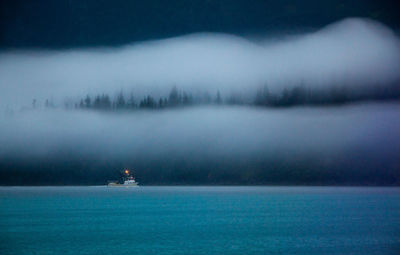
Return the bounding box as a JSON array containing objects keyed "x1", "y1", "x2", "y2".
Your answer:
[
  {"x1": 1, "y1": 103, "x2": 399, "y2": 185},
  {"x1": 0, "y1": 18, "x2": 400, "y2": 184},
  {"x1": 0, "y1": 18, "x2": 400, "y2": 109},
  {"x1": 1, "y1": 103, "x2": 399, "y2": 160}
]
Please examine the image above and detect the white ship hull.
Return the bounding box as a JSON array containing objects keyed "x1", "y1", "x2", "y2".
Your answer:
[{"x1": 107, "y1": 182, "x2": 139, "y2": 187}]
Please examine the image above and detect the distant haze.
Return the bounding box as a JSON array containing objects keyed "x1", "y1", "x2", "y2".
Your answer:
[
  {"x1": 1, "y1": 103, "x2": 400, "y2": 185},
  {"x1": 0, "y1": 18, "x2": 400, "y2": 185},
  {"x1": 0, "y1": 18, "x2": 399, "y2": 109}
]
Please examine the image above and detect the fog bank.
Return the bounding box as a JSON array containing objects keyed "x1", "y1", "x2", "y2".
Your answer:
[
  {"x1": 1, "y1": 18, "x2": 400, "y2": 109},
  {"x1": 0, "y1": 103, "x2": 399, "y2": 185},
  {"x1": 1, "y1": 103, "x2": 399, "y2": 160},
  {"x1": 1, "y1": 17, "x2": 400, "y2": 185}
]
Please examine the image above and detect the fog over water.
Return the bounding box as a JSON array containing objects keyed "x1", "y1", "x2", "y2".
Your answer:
[
  {"x1": 1, "y1": 103, "x2": 399, "y2": 185},
  {"x1": 0, "y1": 18, "x2": 399, "y2": 184},
  {"x1": 1, "y1": 103, "x2": 400, "y2": 159}
]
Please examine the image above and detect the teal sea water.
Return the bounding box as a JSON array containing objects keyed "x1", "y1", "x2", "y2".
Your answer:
[{"x1": 0, "y1": 186, "x2": 399, "y2": 255}]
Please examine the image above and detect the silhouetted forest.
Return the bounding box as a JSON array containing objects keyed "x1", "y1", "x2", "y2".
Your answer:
[
  {"x1": 70, "y1": 86, "x2": 215, "y2": 111},
  {"x1": 34, "y1": 83, "x2": 400, "y2": 111},
  {"x1": 6, "y1": 84, "x2": 400, "y2": 186}
]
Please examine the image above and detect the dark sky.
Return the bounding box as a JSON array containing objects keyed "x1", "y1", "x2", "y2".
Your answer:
[{"x1": 1, "y1": 0, "x2": 400, "y2": 49}]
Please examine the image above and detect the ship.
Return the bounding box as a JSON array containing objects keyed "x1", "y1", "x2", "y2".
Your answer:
[{"x1": 107, "y1": 169, "x2": 139, "y2": 187}]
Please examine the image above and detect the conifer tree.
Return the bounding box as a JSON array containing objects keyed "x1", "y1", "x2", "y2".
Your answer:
[
  {"x1": 116, "y1": 91, "x2": 126, "y2": 109},
  {"x1": 169, "y1": 86, "x2": 180, "y2": 106},
  {"x1": 215, "y1": 91, "x2": 222, "y2": 104},
  {"x1": 84, "y1": 95, "x2": 91, "y2": 108}
]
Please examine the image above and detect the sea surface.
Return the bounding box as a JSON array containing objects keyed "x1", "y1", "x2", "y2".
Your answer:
[{"x1": 0, "y1": 186, "x2": 399, "y2": 255}]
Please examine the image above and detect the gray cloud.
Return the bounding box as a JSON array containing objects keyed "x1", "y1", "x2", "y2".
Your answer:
[
  {"x1": 1, "y1": 103, "x2": 399, "y2": 161},
  {"x1": 0, "y1": 18, "x2": 399, "y2": 109},
  {"x1": 0, "y1": 18, "x2": 399, "y2": 184}
]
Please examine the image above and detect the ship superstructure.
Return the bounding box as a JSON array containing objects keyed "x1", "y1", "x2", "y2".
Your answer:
[{"x1": 107, "y1": 169, "x2": 139, "y2": 187}]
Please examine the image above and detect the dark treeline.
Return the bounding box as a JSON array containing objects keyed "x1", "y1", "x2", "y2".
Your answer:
[
  {"x1": 1, "y1": 151, "x2": 399, "y2": 186},
  {"x1": 254, "y1": 83, "x2": 400, "y2": 107},
  {"x1": 35, "y1": 83, "x2": 400, "y2": 111},
  {"x1": 71, "y1": 86, "x2": 221, "y2": 111}
]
